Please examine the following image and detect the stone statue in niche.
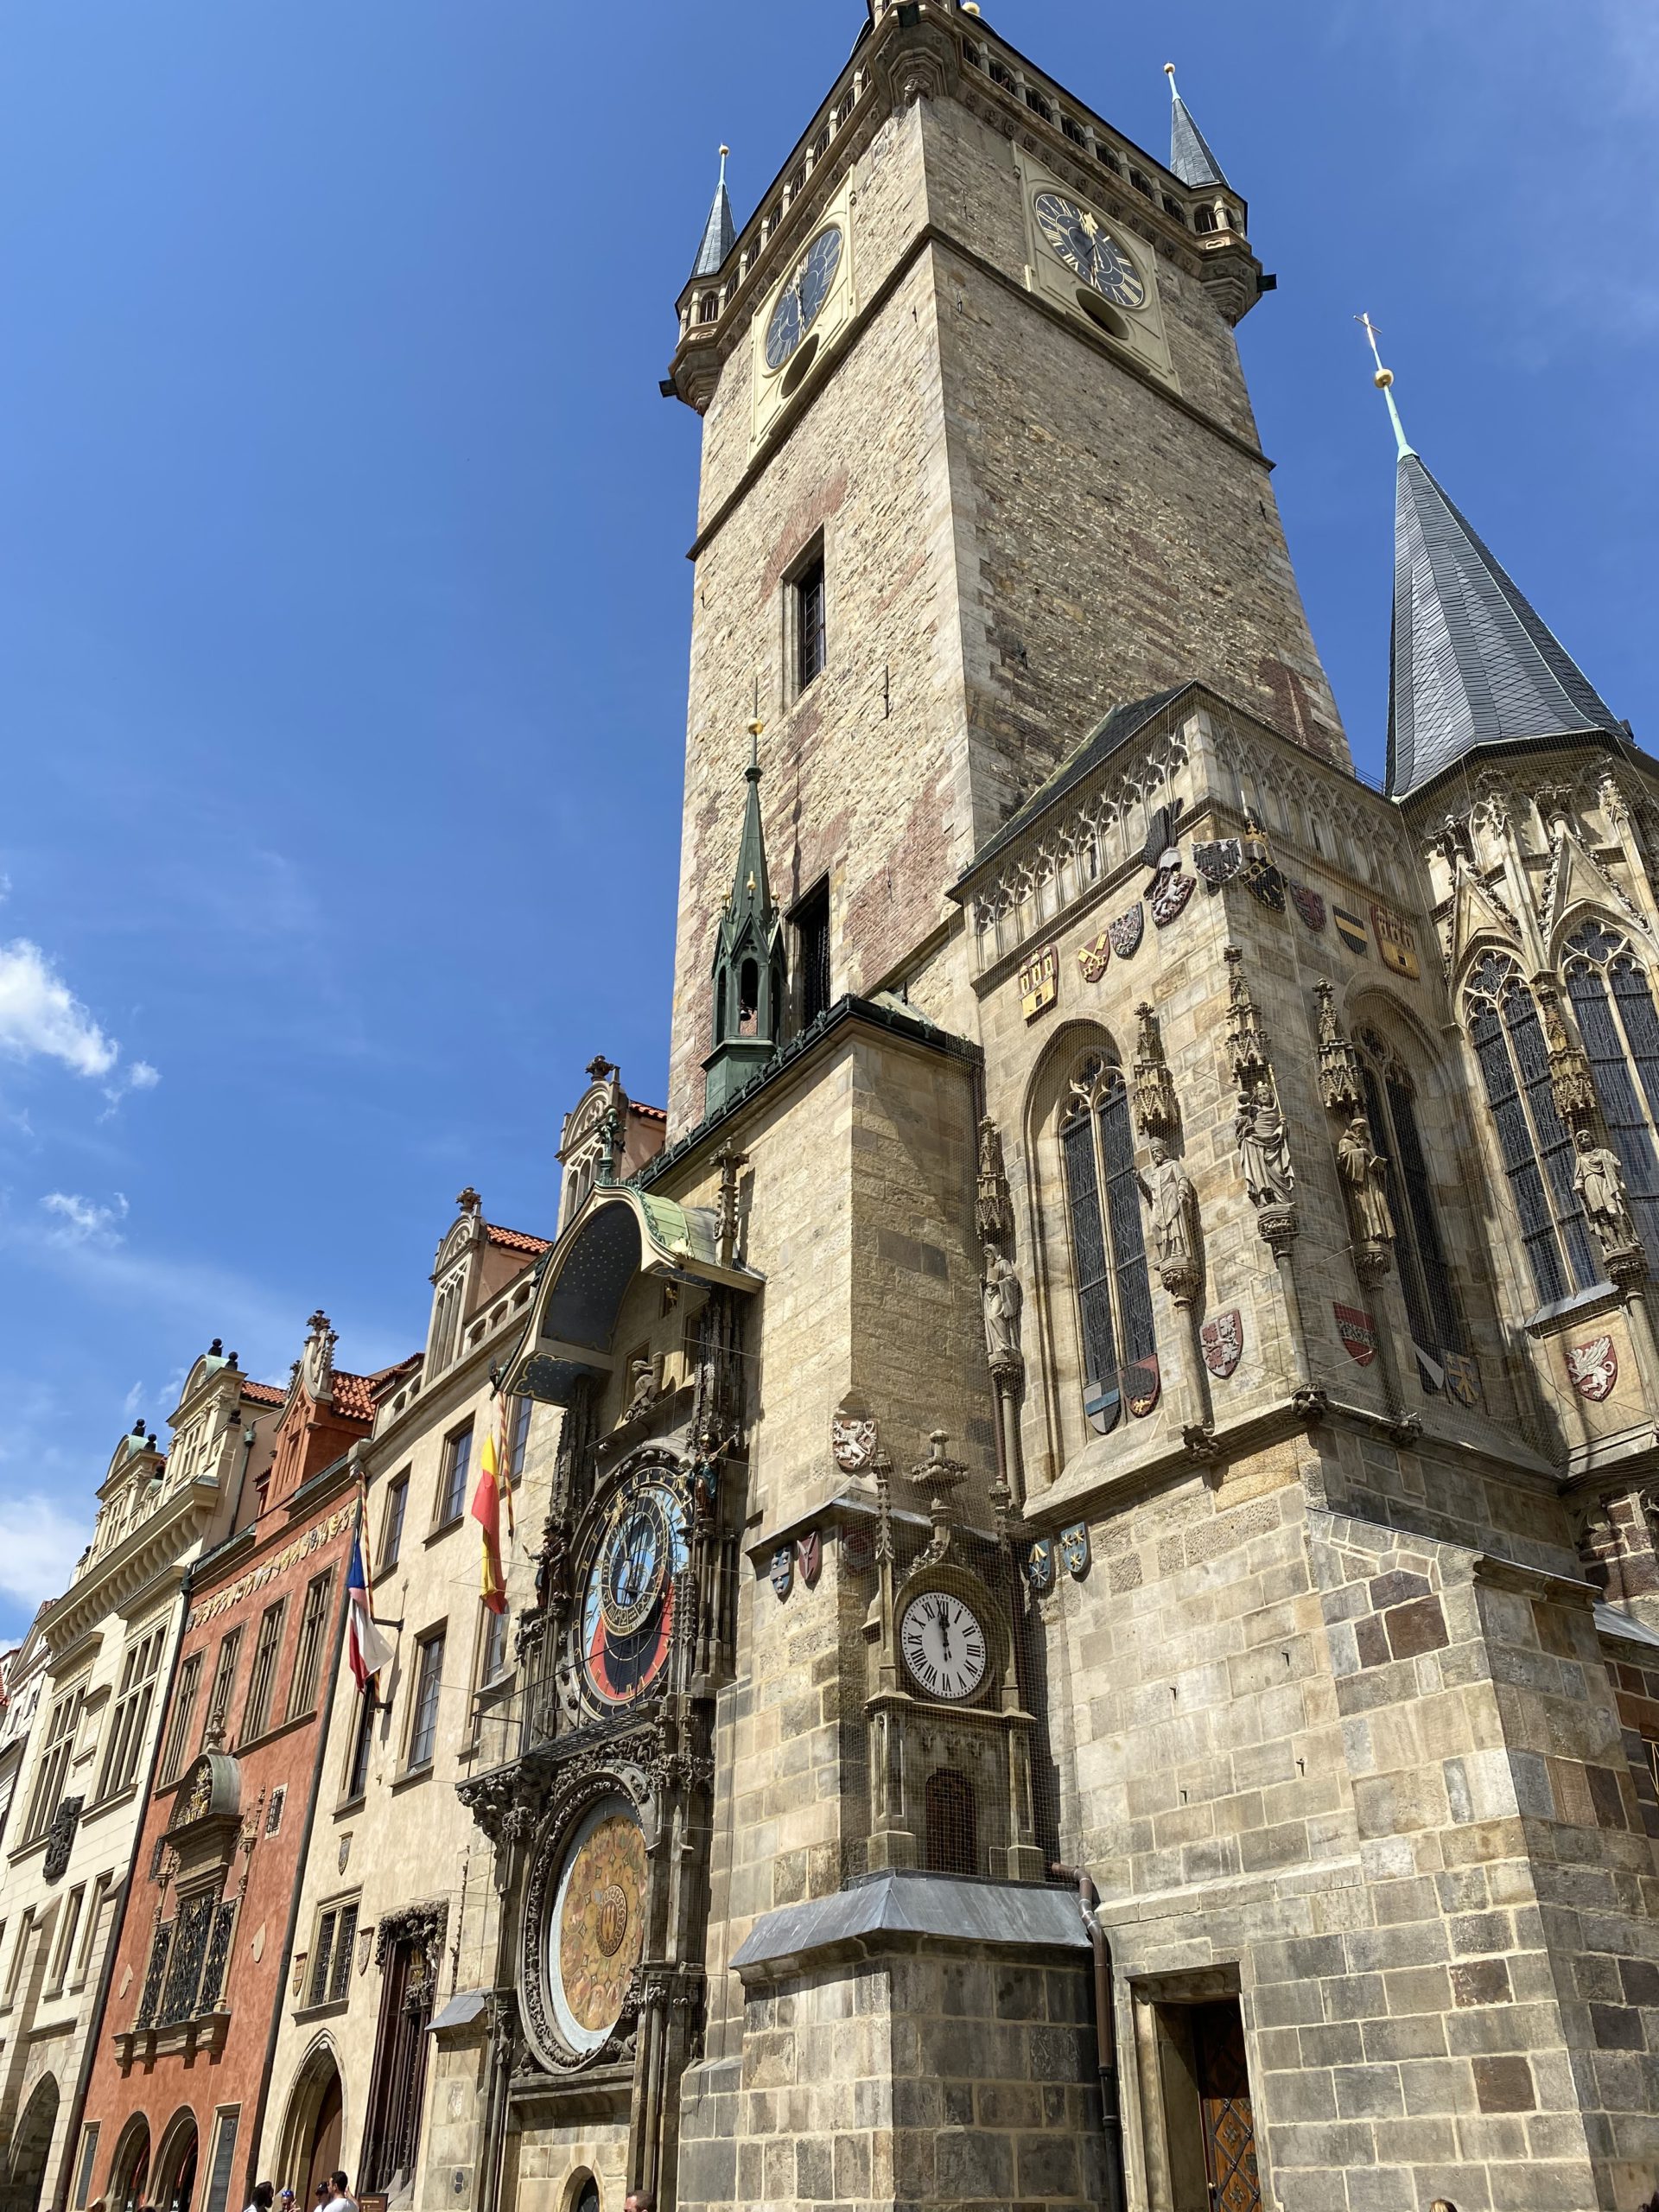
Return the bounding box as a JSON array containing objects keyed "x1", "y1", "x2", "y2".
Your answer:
[
  {"x1": 1141, "y1": 1139, "x2": 1198, "y2": 1271},
  {"x1": 1573, "y1": 1128, "x2": 1639, "y2": 1255},
  {"x1": 1337, "y1": 1115, "x2": 1395, "y2": 1244},
  {"x1": 1234, "y1": 1083, "x2": 1294, "y2": 1210},
  {"x1": 982, "y1": 1250, "x2": 1024, "y2": 1371}
]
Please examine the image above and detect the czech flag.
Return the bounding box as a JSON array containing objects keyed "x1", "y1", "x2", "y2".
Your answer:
[
  {"x1": 346, "y1": 1529, "x2": 395, "y2": 1693},
  {"x1": 471, "y1": 1424, "x2": 511, "y2": 1617}
]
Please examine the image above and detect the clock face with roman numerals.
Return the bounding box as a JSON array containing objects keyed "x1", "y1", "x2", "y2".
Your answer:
[
  {"x1": 899, "y1": 1591, "x2": 988, "y2": 1702},
  {"x1": 1033, "y1": 190, "x2": 1147, "y2": 309}
]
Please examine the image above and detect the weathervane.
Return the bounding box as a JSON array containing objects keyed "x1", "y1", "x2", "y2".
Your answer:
[{"x1": 1356, "y1": 311, "x2": 1414, "y2": 460}]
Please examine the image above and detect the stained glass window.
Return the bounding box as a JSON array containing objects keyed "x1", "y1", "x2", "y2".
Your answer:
[{"x1": 1059, "y1": 1055, "x2": 1157, "y2": 1433}]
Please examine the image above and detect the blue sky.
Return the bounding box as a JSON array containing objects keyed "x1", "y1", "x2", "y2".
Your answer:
[{"x1": 0, "y1": 0, "x2": 1653, "y2": 1639}]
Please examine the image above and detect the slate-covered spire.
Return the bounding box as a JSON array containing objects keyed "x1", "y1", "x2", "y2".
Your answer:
[
  {"x1": 689, "y1": 145, "x2": 736, "y2": 283},
  {"x1": 1361, "y1": 319, "x2": 1624, "y2": 801},
  {"x1": 704, "y1": 722, "x2": 788, "y2": 1116},
  {"x1": 1164, "y1": 63, "x2": 1228, "y2": 190}
]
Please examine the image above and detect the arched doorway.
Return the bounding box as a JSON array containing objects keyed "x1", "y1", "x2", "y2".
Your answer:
[
  {"x1": 303, "y1": 2077, "x2": 341, "y2": 2207},
  {"x1": 106, "y1": 2116, "x2": 150, "y2": 2212},
  {"x1": 151, "y1": 2112, "x2": 199, "y2": 2212},
  {"x1": 275, "y1": 2041, "x2": 344, "y2": 2206},
  {"x1": 3, "y1": 2075, "x2": 60, "y2": 2212}
]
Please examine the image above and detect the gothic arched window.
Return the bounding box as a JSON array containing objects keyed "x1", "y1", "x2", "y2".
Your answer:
[
  {"x1": 1464, "y1": 952, "x2": 1599, "y2": 1305},
  {"x1": 1058, "y1": 1053, "x2": 1156, "y2": 1433},
  {"x1": 1355, "y1": 1030, "x2": 1465, "y2": 1363},
  {"x1": 1560, "y1": 920, "x2": 1659, "y2": 1262}
]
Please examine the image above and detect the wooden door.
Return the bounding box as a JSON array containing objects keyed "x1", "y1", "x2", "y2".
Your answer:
[{"x1": 1192, "y1": 2001, "x2": 1261, "y2": 2212}]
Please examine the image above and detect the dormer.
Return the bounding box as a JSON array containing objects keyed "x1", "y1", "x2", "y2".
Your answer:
[
  {"x1": 86, "y1": 1423, "x2": 167, "y2": 1567},
  {"x1": 259, "y1": 1312, "x2": 391, "y2": 1513},
  {"x1": 556, "y1": 1058, "x2": 669, "y2": 1236}
]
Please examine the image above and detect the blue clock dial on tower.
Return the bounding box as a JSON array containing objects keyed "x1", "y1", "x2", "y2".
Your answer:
[
  {"x1": 764, "y1": 224, "x2": 844, "y2": 371},
  {"x1": 1033, "y1": 190, "x2": 1147, "y2": 310}
]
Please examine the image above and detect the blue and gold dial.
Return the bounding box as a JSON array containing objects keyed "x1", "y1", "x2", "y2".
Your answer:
[
  {"x1": 1033, "y1": 192, "x2": 1147, "y2": 309},
  {"x1": 764, "y1": 225, "x2": 845, "y2": 372},
  {"x1": 581, "y1": 1478, "x2": 690, "y2": 1708}
]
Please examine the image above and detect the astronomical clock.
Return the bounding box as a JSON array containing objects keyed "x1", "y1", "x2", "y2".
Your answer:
[
  {"x1": 864, "y1": 1433, "x2": 1046, "y2": 1884},
  {"x1": 458, "y1": 1169, "x2": 757, "y2": 2199}
]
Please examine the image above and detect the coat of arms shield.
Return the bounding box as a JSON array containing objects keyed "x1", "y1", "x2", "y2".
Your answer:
[
  {"x1": 1151, "y1": 870, "x2": 1196, "y2": 929},
  {"x1": 798, "y1": 1530, "x2": 823, "y2": 1587},
  {"x1": 1077, "y1": 931, "x2": 1112, "y2": 984},
  {"x1": 1109, "y1": 902, "x2": 1145, "y2": 959},
  {"x1": 1289, "y1": 882, "x2": 1327, "y2": 932},
  {"x1": 1059, "y1": 1522, "x2": 1091, "y2": 1579},
  {"x1": 1334, "y1": 1304, "x2": 1378, "y2": 1366},
  {"x1": 1567, "y1": 1335, "x2": 1618, "y2": 1402},
  {"x1": 1443, "y1": 1353, "x2": 1482, "y2": 1407},
  {"x1": 1193, "y1": 838, "x2": 1242, "y2": 892},
  {"x1": 1026, "y1": 1537, "x2": 1056, "y2": 1594},
  {"x1": 1125, "y1": 1356, "x2": 1161, "y2": 1417},
  {"x1": 831, "y1": 1412, "x2": 877, "y2": 1471},
  {"x1": 1200, "y1": 1309, "x2": 1244, "y2": 1379},
  {"x1": 769, "y1": 1545, "x2": 794, "y2": 1600}
]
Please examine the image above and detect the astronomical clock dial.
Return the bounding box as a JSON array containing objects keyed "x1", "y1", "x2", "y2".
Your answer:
[
  {"x1": 580, "y1": 1478, "x2": 689, "y2": 1708},
  {"x1": 899, "y1": 1590, "x2": 989, "y2": 1703},
  {"x1": 764, "y1": 224, "x2": 845, "y2": 372},
  {"x1": 1033, "y1": 191, "x2": 1147, "y2": 309}
]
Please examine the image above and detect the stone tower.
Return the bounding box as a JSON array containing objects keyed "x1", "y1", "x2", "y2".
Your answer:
[{"x1": 663, "y1": 0, "x2": 1345, "y2": 1128}]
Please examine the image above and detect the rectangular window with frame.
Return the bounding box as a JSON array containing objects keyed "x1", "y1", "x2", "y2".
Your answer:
[
  {"x1": 72, "y1": 1872, "x2": 113, "y2": 1992},
  {"x1": 380, "y1": 1473, "x2": 410, "y2": 1569},
  {"x1": 48, "y1": 1884, "x2": 85, "y2": 1994},
  {"x1": 156, "y1": 1652, "x2": 203, "y2": 1788},
  {"x1": 22, "y1": 1690, "x2": 80, "y2": 1844},
  {"x1": 73, "y1": 2124, "x2": 99, "y2": 2212},
  {"x1": 239, "y1": 1600, "x2": 287, "y2": 1745},
  {"x1": 507, "y1": 1397, "x2": 532, "y2": 1483},
  {"x1": 308, "y1": 1897, "x2": 359, "y2": 2007},
  {"x1": 437, "y1": 1426, "x2": 474, "y2": 1528},
  {"x1": 285, "y1": 1570, "x2": 335, "y2": 1722},
  {"x1": 478, "y1": 1602, "x2": 510, "y2": 1694},
  {"x1": 406, "y1": 1630, "x2": 446, "y2": 1770},
  {"x1": 97, "y1": 1625, "x2": 168, "y2": 1802},
  {"x1": 790, "y1": 540, "x2": 827, "y2": 696},
  {"x1": 201, "y1": 1629, "x2": 243, "y2": 1751},
  {"x1": 3, "y1": 1911, "x2": 34, "y2": 2008},
  {"x1": 791, "y1": 880, "x2": 831, "y2": 1030},
  {"x1": 344, "y1": 1692, "x2": 376, "y2": 1802},
  {"x1": 201, "y1": 2107, "x2": 240, "y2": 2212}
]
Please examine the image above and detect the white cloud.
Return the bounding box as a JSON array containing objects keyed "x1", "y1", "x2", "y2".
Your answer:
[
  {"x1": 126, "y1": 1062, "x2": 160, "y2": 1091},
  {"x1": 0, "y1": 1492, "x2": 92, "y2": 1612},
  {"x1": 0, "y1": 940, "x2": 119, "y2": 1078},
  {"x1": 40, "y1": 1191, "x2": 129, "y2": 1247}
]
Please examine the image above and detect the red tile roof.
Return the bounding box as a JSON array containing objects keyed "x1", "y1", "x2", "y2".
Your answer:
[
  {"x1": 238, "y1": 1379, "x2": 287, "y2": 1408},
  {"x1": 328, "y1": 1357, "x2": 417, "y2": 1422},
  {"x1": 486, "y1": 1222, "x2": 551, "y2": 1256},
  {"x1": 631, "y1": 1101, "x2": 668, "y2": 1122}
]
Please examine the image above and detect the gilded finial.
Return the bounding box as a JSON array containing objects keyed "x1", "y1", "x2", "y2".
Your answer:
[
  {"x1": 1164, "y1": 61, "x2": 1178, "y2": 87},
  {"x1": 718, "y1": 144, "x2": 730, "y2": 187},
  {"x1": 747, "y1": 716, "x2": 764, "y2": 776},
  {"x1": 1356, "y1": 312, "x2": 1414, "y2": 460}
]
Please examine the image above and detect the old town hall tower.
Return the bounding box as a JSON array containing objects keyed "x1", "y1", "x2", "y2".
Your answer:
[{"x1": 464, "y1": 7, "x2": 1659, "y2": 2212}]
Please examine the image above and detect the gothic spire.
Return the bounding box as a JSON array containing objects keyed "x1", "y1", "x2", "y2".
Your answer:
[
  {"x1": 1163, "y1": 64, "x2": 1228, "y2": 190},
  {"x1": 704, "y1": 722, "x2": 787, "y2": 1116},
  {"x1": 689, "y1": 145, "x2": 736, "y2": 283},
  {"x1": 1364, "y1": 322, "x2": 1624, "y2": 802}
]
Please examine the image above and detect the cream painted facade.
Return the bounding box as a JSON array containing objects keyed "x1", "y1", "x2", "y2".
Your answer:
[
  {"x1": 0, "y1": 1355, "x2": 283, "y2": 2212},
  {"x1": 259, "y1": 1198, "x2": 550, "y2": 2212}
]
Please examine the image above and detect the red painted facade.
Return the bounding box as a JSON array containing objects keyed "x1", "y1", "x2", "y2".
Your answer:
[{"x1": 80, "y1": 1325, "x2": 406, "y2": 2212}]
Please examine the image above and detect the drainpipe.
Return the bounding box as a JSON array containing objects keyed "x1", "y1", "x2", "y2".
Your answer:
[
  {"x1": 243, "y1": 1538, "x2": 355, "y2": 2202},
  {"x1": 1054, "y1": 1863, "x2": 1125, "y2": 2212},
  {"x1": 52, "y1": 1565, "x2": 197, "y2": 2212}
]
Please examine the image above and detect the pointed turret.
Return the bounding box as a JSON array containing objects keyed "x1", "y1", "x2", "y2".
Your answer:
[
  {"x1": 1164, "y1": 64, "x2": 1228, "y2": 190},
  {"x1": 703, "y1": 723, "x2": 788, "y2": 1116},
  {"x1": 1360, "y1": 320, "x2": 1624, "y2": 800},
  {"x1": 689, "y1": 145, "x2": 736, "y2": 283}
]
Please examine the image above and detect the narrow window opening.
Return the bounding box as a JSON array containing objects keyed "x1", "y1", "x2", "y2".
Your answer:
[
  {"x1": 791, "y1": 545, "x2": 827, "y2": 695},
  {"x1": 792, "y1": 881, "x2": 832, "y2": 1030}
]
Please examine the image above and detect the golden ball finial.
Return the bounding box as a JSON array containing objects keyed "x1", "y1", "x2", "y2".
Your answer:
[
  {"x1": 719, "y1": 143, "x2": 730, "y2": 160},
  {"x1": 1164, "y1": 61, "x2": 1177, "y2": 76},
  {"x1": 748, "y1": 718, "x2": 766, "y2": 739},
  {"x1": 961, "y1": 3, "x2": 981, "y2": 15},
  {"x1": 1374, "y1": 366, "x2": 1394, "y2": 390}
]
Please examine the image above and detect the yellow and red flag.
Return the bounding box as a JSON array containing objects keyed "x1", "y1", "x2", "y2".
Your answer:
[{"x1": 471, "y1": 1427, "x2": 508, "y2": 1616}]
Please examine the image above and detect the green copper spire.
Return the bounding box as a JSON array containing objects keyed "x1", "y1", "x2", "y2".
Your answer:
[{"x1": 703, "y1": 721, "x2": 788, "y2": 1116}]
